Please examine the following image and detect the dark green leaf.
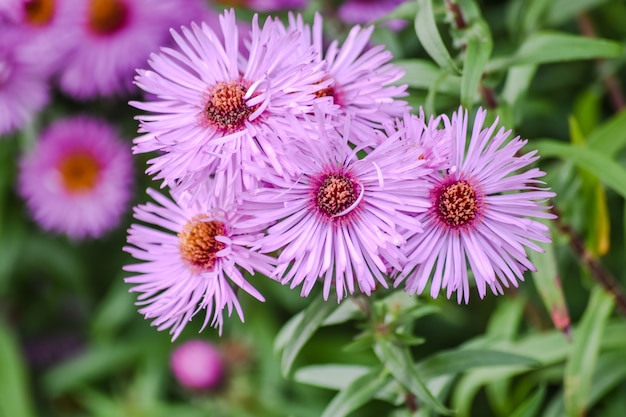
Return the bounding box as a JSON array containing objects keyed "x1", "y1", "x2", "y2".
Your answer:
[
  {"x1": 0, "y1": 321, "x2": 36, "y2": 417},
  {"x1": 321, "y1": 368, "x2": 390, "y2": 417},
  {"x1": 415, "y1": 0, "x2": 459, "y2": 74},
  {"x1": 460, "y1": 21, "x2": 492, "y2": 108}
]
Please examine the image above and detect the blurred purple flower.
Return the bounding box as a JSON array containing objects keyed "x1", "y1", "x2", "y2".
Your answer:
[
  {"x1": 240, "y1": 118, "x2": 429, "y2": 301},
  {"x1": 0, "y1": 34, "x2": 49, "y2": 135},
  {"x1": 57, "y1": 0, "x2": 206, "y2": 99},
  {"x1": 123, "y1": 187, "x2": 275, "y2": 340},
  {"x1": 18, "y1": 116, "x2": 133, "y2": 238},
  {"x1": 246, "y1": 0, "x2": 306, "y2": 12},
  {"x1": 170, "y1": 339, "x2": 225, "y2": 390},
  {"x1": 338, "y1": 0, "x2": 408, "y2": 31},
  {"x1": 287, "y1": 13, "x2": 410, "y2": 148},
  {"x1": 131, "y1": 9, "x2": 330, "y2": 198},
  {"x1": 395, "y1": 107, "x2": 556, "y2": 303}
]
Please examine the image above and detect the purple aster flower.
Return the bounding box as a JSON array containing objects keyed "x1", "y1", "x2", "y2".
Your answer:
[
  {"x1": 131, "y1": 9, "x2": 330, "y2": 198},
  {"x1": 338, "y1": 0, "x2": 408, "y2": 31},
  {"x1": 6, "y1": 0, "x2": 81, "y2": 71},
  {"x1": 286, "y1": 13, "x2": 410, "y2": 148},
  {"x1": 18, "y1": 116, "x2": 133, "y2": 238},
  {"x1": 123, "y1": 187, "x2": 275, "y2": 340},
  {"x1": 240, "y1": 117, "x2": 429, "y2": 301},
  {"x1": 0, "y1": 34, "x2": 49, "y2": 135},
  {"x1": 0, "y1": 0, "x2": 23, "y2": 22},
  {"x1": 395, "y1": 107, "x2": 556, "y2": 303},
  {"x1": 170, "y1": 339, "x2": 225, "y2": 391},
  {"x1": 57, "y1": 0, "x2": 206, "y2": 99},
  {"x1": 246, "y1": 0, "x2": 306, "y2": 12}
]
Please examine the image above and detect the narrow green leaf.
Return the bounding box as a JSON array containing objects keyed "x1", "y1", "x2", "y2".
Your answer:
[
  {"x1": 397, "y1": 59, "x2": 461, "y2": 94},
  {"x1": 586, "y1": 109, "x2": 626, "y2": 156},
  {"x1": 546, "y1": 0, "x2": 611, "y2": 25},
  {"x1": 564, "y1": 286, "x2": 615, "y2": 417},
  {"x1": 588, "y1": 350, "x2": 626, "y2": 409},
  {"x1": 417, "y1": 349, "x2": 539, "y2": 380},
  {"x1": 0, "y1": 321, "x2": 36, "y2": 417},
  {"x1": 321, "y1": 368, "x2": 390, "y2": 417},
  {"x1": 375, "y1": 339, "x2": 452, "y2": 415},
  {"x1": 460, "y1": 21, "x2": 492, "y2": 109},
  {"x1": 529, "y1": 222, "x2": 571, "y2": 333},
  {"x1": 534, "y1": 139, "x2": 626, "y2": 200},
  {"x1": 415, "y1": 0, "x2": 459, "y2": 74},
  {"x1": 42, "y1": 342, "x2": 144, "y2": 396},
  {"x1": 279, "y1": 296, "x2": 338, "y2": 377},
  {"x1": 487, "y1": 32, "x2": 623, "y2": 72},
  {"x1": 486, "y1": 297, "x2": 525, "y2": 340},
  {"x1": 502, "y1": 65, "x2": 537, "y2": 107},
  {"x1": 294, "y1": 364, "x2": 370, "y2": 391},
  {"x1": 510, "y1": 384, "x2": 546, "y2": 417}
]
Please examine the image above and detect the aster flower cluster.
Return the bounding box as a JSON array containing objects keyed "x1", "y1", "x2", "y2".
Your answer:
[{"x1": 124, "y1": 9, "x2": 555, "y2": 340}]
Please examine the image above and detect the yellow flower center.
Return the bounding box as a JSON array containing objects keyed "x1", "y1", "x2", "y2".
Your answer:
[
  {"x1": 178, "y1": 218, "x2": 227, "y2": 272},
  {"x1": 24, "y1": 0, "x2": 56, "y2": 26},
  {"x1": 316, "y1": 174, "x2": 357, "y2": 217},
  {"x1": 203, "y1": 81, "x2": 258, "y2": 134},
  {"x1": 436, "y1": 180, "x2": 479, "y2": 227},
  {"x1": 88, "y1": 0, "x2": 128, "y2": 35},
  {"x1": 58, "y1": 152, "x2": 101, "y2": 193}
]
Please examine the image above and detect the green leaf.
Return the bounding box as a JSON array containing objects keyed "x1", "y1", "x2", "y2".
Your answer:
[
  {"x1": 529, "y1": 222, "x2": 571, "y2": 333},
  {"x1": 321, "y1": 368, "x2": 390, "y2": 417},
  {"x1": 509, "y1": 384, "x2": 546, "y2": 417},
  {"x1": 586, "y1": 109, "x2": 626, "y2": 156},
  {"x1": 564, "y1": 286, "x2": 615, "y2": 417},
  {"x1": 278, "y1": 296, "x2": 339, "y2": 377},
  {"x1": 397, "y1": 59, "x2": 461, "y2": 94},
  {"x1": 460, "y1": 20, "x2": 493, "y2": 109},
  {"x1": 486, "y1": 297, "x2": 525, "y2": 340},
  {"x1": 487, "y1": 32, "x2": 623, "y2": 72},
  {"x1": 534, "y1": 139, "x2": 626, "y2": 200},
  {"x1": 415, "y1": 0, "x2": 459, "y2": 74},
  {"x1": 294, "y1": 364, "x2": 370, "y2": 391},
  {"x1": 42, "y1": 341, "x2": 144, "y2": 396},
  {"x1": 417, "y1": 349, "x2": 539, "y2": 380},
  {"x1": 374, "y1": 339, "x2": 452, "y2": 415},
  {"x1": 546, "y1": 0, "x2": 611, "y2": 25},
  {"x1": 501, "y1": 65, "x2": 537, "y2": 107},
  {"x1": 0, "y1": 321, "x2": 36, "y2": 417}
]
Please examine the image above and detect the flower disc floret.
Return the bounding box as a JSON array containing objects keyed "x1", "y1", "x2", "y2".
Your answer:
[
  {"x1": 315, "y1": 173, "x2": 359, "y2": 217},
  {"x1": 202, "y1": 81, "x2": 258, "y2": 134},
  {"x1": 179, "y1": 217, "x2": 227, "y2": 272},
  {"x1": 433, "y1": 179, "x2": 483, "y2": 229},
  {"x1": 88, "y1": 0, "x2": 129, "y2": 35}
]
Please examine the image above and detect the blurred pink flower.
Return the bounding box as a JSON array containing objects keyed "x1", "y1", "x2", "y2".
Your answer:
[
  {"x1": 57, "y1": 0, "x2": 206, "y2": 99},
  {"x1": 396, "y1": 108, "x2": 556, "y2": 303},
  {"x1": 123, "y1": 187, "x2": 275, "y2": 340},
  {"x1": 18, "y1": 116, "x2": 133, "y2": 238},
  {"x1": 338, "y1": 0, "x2": 408, "y2": 31},
  {"x1": 170, "y1": 339, "x2": 224, "y2": 391}
]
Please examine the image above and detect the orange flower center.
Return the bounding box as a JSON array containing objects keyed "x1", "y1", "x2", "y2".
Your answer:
[
  {"x1": 316, "y1": 174, "x2": 357, "y2": 217},
  {"x1": 24, "y1": 0, "x2": 56, "y2": 26},
  {"x1": 58, "y1": 152, "x2": 101, "y2": 193},
  {"x1": 178, "y1": 218, "x2": 227, "y2": 272},
  {"x1": 203, "y1": 81, "x2": 258, "y2": 134},
  {"x1": 88, "y1": 0, "x2": 128, "y2": 35},
  {"x1": 436, "y1": 180, "x2": 479, "y2": 227}
]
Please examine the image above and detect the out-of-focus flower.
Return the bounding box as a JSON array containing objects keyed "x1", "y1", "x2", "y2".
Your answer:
[
  {"x1": 170, "y1": 339, "x2": 224, "y2": 391},
  {"x1": 57, "y1": 0, "x2": 206, "y2": 99},
  {"x1": 240, "y1": 117, "x2": 429, "y2": 301},
  {"x1": 395, "y1": 107, "x2": 556, "y2": 303},
  {"x1": 287, "y1": 13, "x2": 410, "y2": 148},
  {"x1": 245, "y1": 0, "x2": 306, "y2": 12},
  {"x1": 131, "y1": 9, "x2": 330, "y2": 198},
  {"x1": 338, "y1": 0, "x2": 408, "y2": 31},
  {"x1": 18, "y1": 116, "x2": 133, "y2": 238},
  {"x1": 0, "y1": 0, "x2": 24, "y2": 22},
  {"x1": 123, "y1": 187, "x2": 275, "y2": 340}
]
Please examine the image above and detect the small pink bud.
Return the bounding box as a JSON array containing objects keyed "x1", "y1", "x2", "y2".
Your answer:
[{"x1": 170, "y1": 340, "x2": 224, "y2": 391}]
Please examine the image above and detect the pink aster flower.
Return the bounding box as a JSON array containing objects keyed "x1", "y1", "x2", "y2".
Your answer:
[
  {"x1": 240, "y1": 118, "x2": 429, "y2": 301},
  {"x1": 131, "y1": 9, "x2": 330, "y2": 198},
  {"x1": 18, "y1": 116, "x2": 133, "y2": 238},
  {"x1": 171, "y1": 339, "x2": 224, "y2": 391},
  {"x1": 0, "y1": 33, "x2": 49, "y2": 136},
  {"x1": 338, "y1": 0, "x2": 409, "y2": 31},
  {"x1": 395, "y1": 107, "x2": 556, "y2": 303},
  {"x1": 286, "y1": 13, "x2": 410, "y2": 147},
  {"x1": 246, "y1": 0, "x2": 306, "y2": 12},
  {"x1": 58, "y1": 0, "x2": 206, "y2": 99},
  {"x1": 123, "y1": 187, "x2": 275, "y2": 340}
]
